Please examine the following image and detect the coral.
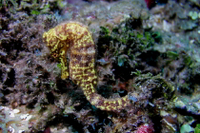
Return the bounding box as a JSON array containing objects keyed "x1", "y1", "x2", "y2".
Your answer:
[
  {"x1": 43, "y1": 21, "x2": 130, "y2": 111},
  {"x1": 0, "y1": 106, "x2": 32, "y2": 133},
  {"x1": 136, "y1": 124, "x2": 154, "y2": 133},
  {"x1": 144, "y1": 0, "x2": 156, "y2": 9}
]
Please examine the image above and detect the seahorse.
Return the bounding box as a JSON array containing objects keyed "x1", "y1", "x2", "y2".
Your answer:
[{"x1": 43, "y1": 22, "x2": 130, "y2": 111}]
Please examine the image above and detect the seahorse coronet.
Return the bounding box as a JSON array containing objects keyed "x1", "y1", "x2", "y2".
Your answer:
[{"x1": 43, "y1": 21, "x2": 130, "y2": 111}]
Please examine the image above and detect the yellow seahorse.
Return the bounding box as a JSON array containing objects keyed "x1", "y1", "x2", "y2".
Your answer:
[{"x1": 43, "y1": 22, "x2": 130, "y2": 111}]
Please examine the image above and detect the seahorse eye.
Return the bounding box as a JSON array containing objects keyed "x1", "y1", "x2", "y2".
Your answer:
[{"x1": 52, "y1": 52, "x2": 58, "y2": 58}]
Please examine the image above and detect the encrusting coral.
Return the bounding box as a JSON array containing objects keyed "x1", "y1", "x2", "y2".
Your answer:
[{"x1": 43, "y1": 21, "x2": 130, "y2": 111}]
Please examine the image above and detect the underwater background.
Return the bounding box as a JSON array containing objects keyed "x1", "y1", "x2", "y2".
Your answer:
[{"x1": 0, "y1": 0, "x2": 199, "y2": 132}]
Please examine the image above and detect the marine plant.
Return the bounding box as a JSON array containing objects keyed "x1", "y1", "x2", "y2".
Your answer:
[{"x1": 0, "y1": 0, "x2": 17, "y2": 9}]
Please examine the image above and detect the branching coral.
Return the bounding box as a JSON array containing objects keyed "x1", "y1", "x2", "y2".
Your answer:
[{"x1": 43, "y1": 22, "x2": 130, "y2": 111}]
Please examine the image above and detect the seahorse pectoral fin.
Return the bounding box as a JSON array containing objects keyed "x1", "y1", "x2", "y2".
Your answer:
[{"x1": 61, "y1": 66, "x2": 69, "y2": 80}]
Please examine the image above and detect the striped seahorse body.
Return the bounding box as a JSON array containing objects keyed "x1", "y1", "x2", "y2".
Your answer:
[{"x1": 43, "y1": 22, "x2": 130, "y2": 111}]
